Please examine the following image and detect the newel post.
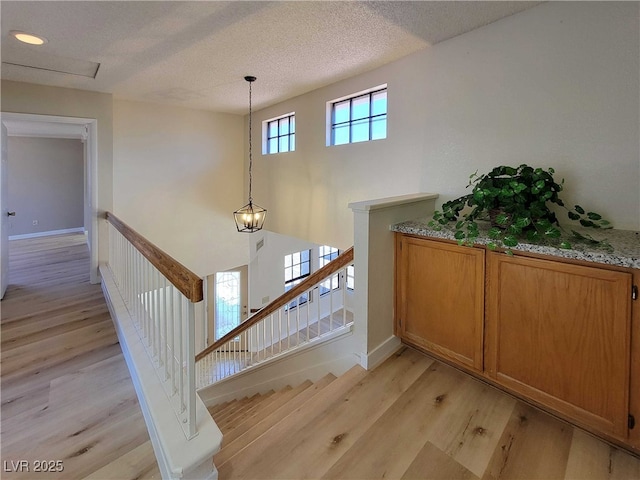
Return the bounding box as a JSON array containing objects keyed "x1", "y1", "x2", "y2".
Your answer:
[{"x1": 349, "y1": 193, "x2": 439, "y2": 370}]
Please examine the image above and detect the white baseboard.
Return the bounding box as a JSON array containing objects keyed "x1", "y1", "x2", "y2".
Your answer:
[
  {"x1": 100, "y1": 264, "x2": 220, "y2": 480},
  {"x1": 360, "y1": 335, "x2": 402, "y2": 370},
  {"x1": 9, "y1": 227, "x2": 84, "y2": 240}
]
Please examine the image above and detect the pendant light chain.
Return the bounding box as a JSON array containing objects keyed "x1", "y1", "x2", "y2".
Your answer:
[
  {"x1": 233, "y1": 75, "x2": 266, "y2": 233},
  {"x1": 248, "y1": 79, "x2": 253, "y2": 204}
]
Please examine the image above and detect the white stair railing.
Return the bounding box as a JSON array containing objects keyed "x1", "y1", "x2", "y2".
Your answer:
[
  {"x1": 196, "y1": 248, "x2": 354, "y2": 389},
  {"x1": 106, "y1": 212, "x2": 201, "y2": 439}
]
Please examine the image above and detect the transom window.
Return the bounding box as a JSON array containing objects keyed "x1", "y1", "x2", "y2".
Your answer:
[
  {"x1": 284, "y1": 249, "x2": 310, "y2": 309},
  {"x1": 265, "y1": 113, "x2": 295, "y2": 154},
  {"x1": 330, "y1": 87, "x2": 387, "y2": 146}
]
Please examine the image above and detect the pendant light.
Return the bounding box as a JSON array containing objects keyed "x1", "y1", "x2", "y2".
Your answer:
[{"x1": 234, "y1": 75, "x2": 267, "y2": 233}]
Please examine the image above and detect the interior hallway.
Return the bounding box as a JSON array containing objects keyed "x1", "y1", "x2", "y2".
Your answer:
[{"x1": 1, "y1": 232, "x2": 160, "y2": 479}]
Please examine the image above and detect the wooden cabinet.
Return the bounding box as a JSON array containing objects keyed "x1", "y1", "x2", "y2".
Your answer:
[
  {"x1": 485, "y1": 253, "x2": 632, "y2": 437},
  {"x1": 395, "y1": 233, "x2": 638, "y2": 449},
  {"x1": 395, "y1": 235, "x2": 484, "y2": 371}
]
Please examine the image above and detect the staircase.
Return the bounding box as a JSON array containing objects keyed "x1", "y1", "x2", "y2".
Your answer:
[
  {"x1": 209, "y1": 346, "x2": 474, "y2": 479},
  {"x1": 208, "y1": 346, "x2": 640, "y2": 480}
]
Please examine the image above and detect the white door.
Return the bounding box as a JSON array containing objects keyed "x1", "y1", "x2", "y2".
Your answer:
[
  {"x1": 1, "y1": 123, "x2": 10, "y2": 299},
  {"x1": 214, "y1": 267, "x2": 248, "y2": 340}
]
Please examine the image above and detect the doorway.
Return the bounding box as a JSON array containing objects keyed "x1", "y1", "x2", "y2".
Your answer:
[
  {"x1": 0, "y1": 113, "x2": 98, "y2": 295},
  {"x1": 206, "y1": 265, "x2": 248, "y2": 345}
]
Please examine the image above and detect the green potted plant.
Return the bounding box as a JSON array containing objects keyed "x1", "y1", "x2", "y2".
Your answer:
[{"x1": 429, "y1": 164, "x2": 612, "y2": 253}]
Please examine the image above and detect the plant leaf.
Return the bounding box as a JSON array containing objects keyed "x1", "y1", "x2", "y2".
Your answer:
[
  {"x1": 574, "y1": 205, "x2": 585, "y2": 214},
  {"x1": 545, "y1": 226, "x2": 562, "y2": 238},
  {"x1": 560, "y1": 241, "x2": 572, "y2": 249},
  {"x1": 487, "y1": 227, "x2": 502, "y2": 239},
  {"x1": 503, "y1": 235, "x2": 518, "y2": 247},
  {"x1": 495, "y1": 213, "x2": 510, "y2": 225},
  {"x1": 567, "y1": 211, "x2": 580, "y2": 221},
  {"x1": 587, "y1": 212, "x2": 602, "y2": 221},
  {"x1": 526, "y1": 230, "x2": 541, "y2": 242}
]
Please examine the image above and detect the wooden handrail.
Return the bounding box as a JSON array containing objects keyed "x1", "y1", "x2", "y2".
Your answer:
[
  {"x1": 106, "y1": 212, "x2": 203, "y2": 303},
  {"x1": 195, "y1": 246, "x2": 354, "y2": 362}
]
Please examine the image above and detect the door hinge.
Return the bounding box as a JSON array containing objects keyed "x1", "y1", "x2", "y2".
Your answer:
[
  {"x1": 629, "y1": 414, "x2": 636, "y2": 430},
  {"x1": 633, "y1": 285, "x2": 638, "y2": 301}
]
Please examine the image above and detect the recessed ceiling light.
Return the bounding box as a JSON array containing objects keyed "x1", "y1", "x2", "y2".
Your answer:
[{"x1": 10, "y1": 30, "x2": 47, "y2": 46}]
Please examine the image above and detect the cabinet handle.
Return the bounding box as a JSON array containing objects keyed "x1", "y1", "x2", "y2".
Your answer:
[{"x1": 7, "y1": 211, "x2": 15, "y2": 216}]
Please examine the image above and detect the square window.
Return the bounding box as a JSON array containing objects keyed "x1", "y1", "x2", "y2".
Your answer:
[
  {"x1": 328, "y1": 87, "x2": 387, "y2": 146},
  {"x1": 265, "y1": 113, "x2": 295, "y2": 154}
]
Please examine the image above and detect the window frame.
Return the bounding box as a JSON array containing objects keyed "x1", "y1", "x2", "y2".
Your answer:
[
  {"x1": 328, "y1": 86, "x2": 387, "y2": 146},
  {"x1": 284, "y1": 249, "x2": 311, "y2": 310},
  {"x1": 318, "y1": 245, "x2": 340, "y2": 295},
  {"x1": 263, "y1": 112, "x2": 295, "y2": 154},
  {"x1": 346, "y1": 265, "x2": 355, "y2": 291}
]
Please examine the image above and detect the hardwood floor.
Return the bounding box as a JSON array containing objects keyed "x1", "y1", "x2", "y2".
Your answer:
[
  {"x1": 6, "y1": 233, "x2": 640, "y2": 480},
  {"x1": 1, "y1": 233, "x2": 160, "y2": 479},
  {"x1": 212, "y1": 347, "x2": 640, "y2": 480}
]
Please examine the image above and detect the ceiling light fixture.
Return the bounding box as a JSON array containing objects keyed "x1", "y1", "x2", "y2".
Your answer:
[
  {"x1": 10, "y1": 30, "x2": 47, "y2": 45},
  {"x1": 234, "y1": 76, "x2": 267, "y2": 233}
]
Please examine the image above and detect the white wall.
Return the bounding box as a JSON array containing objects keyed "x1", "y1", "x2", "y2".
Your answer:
[
  {"x1": 8, "y1": 137, "x2": 84, "y2": 235},
  {"x1": 250, "y1": 1, "x2": 640, "y2": 248},
  {"x1": 1, "y1": 81, "x2": 113, "y2": 271},
  {"x1": 113, "y1": 100, "x2": 248, "y2": 278},
  {"x1": 248, "y1": 230, "x2": 319, "y2": 310}
]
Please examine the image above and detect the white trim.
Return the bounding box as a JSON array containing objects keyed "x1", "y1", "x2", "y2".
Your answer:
[
  {"x1": 326, "y1": 84, "x2": 388, "y2": 146},
  {"x1": 262, "y1": 112, "x2": 295, "y2": 155},
  {"x1": 359, "y1": 335, "x2": 402, "y2": 370},
  {"x1": 328, "y1": 83, "x2": 388, "y2": 105},
  {"x1": 348, "y1": 192, "x2": 439, "y2": 212},
  {"x1": 1, "y1": 112, "x2": 99, "y2": 284},
  {"x1": 100, "y1": 265, "x2": 221, "y2": 480},
  {"x1": 9, "y1": 227, "x2": 84, "y2": 240}
]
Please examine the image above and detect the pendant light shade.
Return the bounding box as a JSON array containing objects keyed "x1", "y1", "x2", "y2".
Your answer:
[
  {"x1": 234, "y1": 75, "x2": 267, "y2": 233},
  {"x1": 233, "y1": 201, "x2": 267, "y2": 233}
]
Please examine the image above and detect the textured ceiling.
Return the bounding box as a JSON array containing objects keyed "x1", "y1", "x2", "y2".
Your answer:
[{"x1": 1, "y1": 1, "x2": 541, "y2": 114}]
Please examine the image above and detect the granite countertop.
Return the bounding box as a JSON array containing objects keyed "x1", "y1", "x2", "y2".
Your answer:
[{"x1": 392, "y1": 218, "x2": 640, "y2": 269}]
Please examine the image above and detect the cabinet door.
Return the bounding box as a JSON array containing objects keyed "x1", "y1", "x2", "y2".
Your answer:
[
  {"x1": 396, "y1": 235, "x2": 485, "y2": 371},
  {"x1": 486, "y1": 253, "x2": 632, "y2": 437}
]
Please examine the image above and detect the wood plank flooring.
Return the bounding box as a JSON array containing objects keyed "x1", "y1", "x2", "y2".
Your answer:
[
  {"x1": 212, "y1": 347, "x2": 640, "y2": 480},
  {"x1": 1, "y1": 233, "x2": 160, "y2": 479}
]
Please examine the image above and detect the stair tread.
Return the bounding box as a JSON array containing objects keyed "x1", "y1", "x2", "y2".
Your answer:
[
  {"x1": 215, "y1": 373, "x2": 338, "y2": 466},
  {"x1": 207, "y1": 400, "x2": 230, "y2": 416},
  {"x1": 217, "y1": 348, "x2": 432, "y2": 479},
  {"x1": 222, "y1": 378, "x2": 319, "y2": 435},
  {"x1": 217, "y1": 386, "x2": 291, "y2": 432},
  {"x1": 223, "y1": 373, "x2": 337, "y2": 446},
  {"x1": 215, "y1": 392, "x2": 264, "y2": 426},
  {"x1": 210, "y1": 400, "x2": 237, "y2": 421},
  {"x1": 214, "y1": 396, "x2": 253, "y2": 423},
  {"x1": 216, "y1": 363, "x2": 368, "y2": 472}
]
